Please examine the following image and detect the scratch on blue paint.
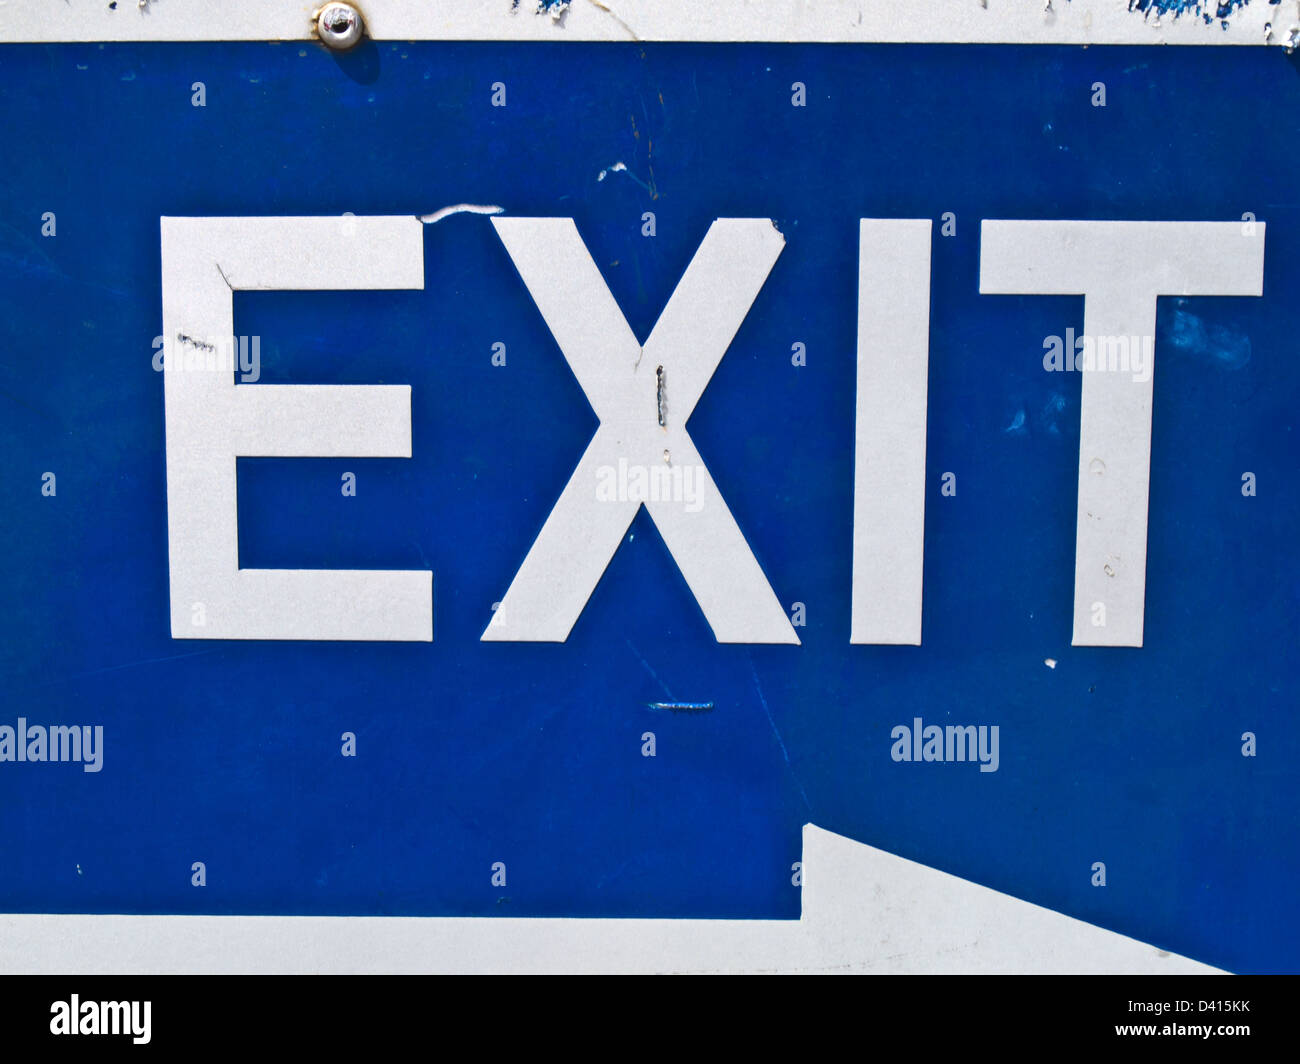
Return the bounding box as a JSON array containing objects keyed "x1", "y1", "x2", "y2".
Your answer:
[
  {"x1": 595, "y1": 854, "x2": 639, "y2": 891},
  {"x1": 749, "y1": 659, "x2": 812, "y2": 814},
  {"x1": 22, "y1": 650, "x2": 220, "y2": 692},
  {"x1": 0, "y1": 221, "x2": 136, "y2": 300},
  {"x1": 626, "y1": 638, "x2": 674, "y2": 700},
  {"x1": 597, "y1": 160, "x2": 655, "y2": 196},
  {"x1": 1004, "y1": 408, "x2": 1028, "y2": 436},
  {"x1": 0, "y1": 386, "x2": 54, "y2": 422},
  {"x1": 0, "y1": 220, "x2": 65, "y2": 282},
  {"x1": 627, "y1": 641, "x2": 713, "y2": 711},
  {"x1": 647, "y1": 701, "x2": 715, "y2": 713}
]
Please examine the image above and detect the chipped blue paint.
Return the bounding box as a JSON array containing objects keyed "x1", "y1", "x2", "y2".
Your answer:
[
  {"x1": 514, "y1": 0, "x2": 571, "y2": 16},
  {"x1": 1070, "y1": 0, "x2": 1278, "y2": 28},
  {"x1": 1041, "y1": 392, "x2": 1067, "y2": 435}
]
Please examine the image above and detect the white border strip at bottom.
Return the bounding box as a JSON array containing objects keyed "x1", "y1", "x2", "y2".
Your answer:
[{"x1": 0, "y1": 826, "x2": 1221, "y2": 974}]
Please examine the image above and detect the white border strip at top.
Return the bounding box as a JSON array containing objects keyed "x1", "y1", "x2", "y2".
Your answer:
[{"x1": 2, "y1": 0, "x2": 1295, "y2": 45}]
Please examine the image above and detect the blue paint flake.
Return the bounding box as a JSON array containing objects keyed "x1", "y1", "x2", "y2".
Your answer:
[{"x1": 512, "y1": 0, "x2": 571, "y2": 15}]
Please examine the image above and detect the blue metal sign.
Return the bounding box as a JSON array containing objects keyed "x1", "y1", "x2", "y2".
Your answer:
[{"x1": 0, "y1": 37, "x2": 1295, "y2": 973}]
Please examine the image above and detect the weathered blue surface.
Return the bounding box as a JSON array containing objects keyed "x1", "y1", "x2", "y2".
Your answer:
[{"x1": 0, "y1": 42, "x2": 1296, "y2": 973}]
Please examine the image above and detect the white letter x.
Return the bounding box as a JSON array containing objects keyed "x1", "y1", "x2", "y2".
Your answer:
[{"x1": 482, "y1": 217, "x2": 798, "y2": 644}]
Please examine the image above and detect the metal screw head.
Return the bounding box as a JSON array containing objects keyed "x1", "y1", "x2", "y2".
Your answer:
[{"x1": 316, "y1": 3, "x2": 364, "y2": 51}]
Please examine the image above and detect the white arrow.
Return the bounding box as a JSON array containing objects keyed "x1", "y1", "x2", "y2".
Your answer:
[{"x1": 0, "y1": 824, "x2": 1219, "y2": 973}]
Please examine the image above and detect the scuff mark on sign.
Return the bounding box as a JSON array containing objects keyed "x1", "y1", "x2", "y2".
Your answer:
[
  {"x1": 629, "y1": 109, "x2": 661, "y2": 200},
  {"x1": 176, "y1": 333, "x2": 215, "y2": 353},
  {"x1": 1165, "y1": 300, "x2": 1252, "y2": 369},
  {"x1": 1041, "y1": 392, "x2": 1067, "y2": 436},
  {"x1": 597, "y1": 156, "x2": 656, "y2": 198},
  {"x1": 417, "y1": 204, "x2": 504, "y2": 225},
  {"x1": 587, "y1": 0, "x2": 640, "y2": 41}
]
